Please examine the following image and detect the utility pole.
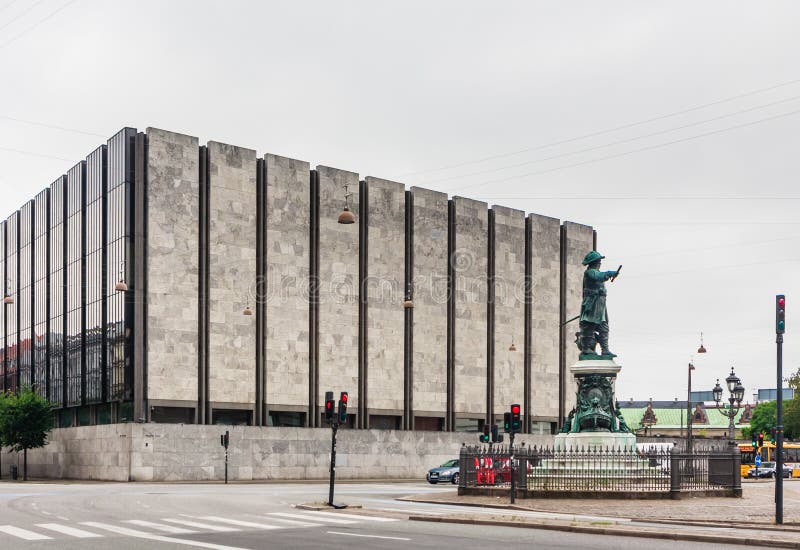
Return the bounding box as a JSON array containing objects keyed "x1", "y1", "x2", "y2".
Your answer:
[{"x1": 776, "y1": 295, "x2": 786, "y2": 525}]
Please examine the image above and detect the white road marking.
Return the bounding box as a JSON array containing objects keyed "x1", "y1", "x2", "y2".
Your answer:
[
  {"x1": 269, "y1": 512, "x2": 357, "y2": 524},
  {"x1": 37, "y1": 523, "x2": 103, "y2": 538},
  {"x1": 162, "y1": 518, "x2": 240, "y2": 532},
  {"x1": 327, "y1": 530, "x2": 411, "y2": 541},
  {"x1": 81, "y1": 522, "x2": 248, "y2": 550},
  {"x1": 196, "y1": 516, "x2": 281, "y2": 530},
  {"x1": 0, "y1": 525, "x2": 52, "y2": 540},
  {"x1": 57, "y1": 516, "x2": 70, "y2": 521},
  {"x1": 125, "y1": 520, "x2": 197, "y2": 534},
  {"x1": 260, "y1": 516, "x2": 322, "y2": 527},
  {"x1": 305, "y1": 511, "x2": 398, "y2": 522},
  {"x1": 40, "y1": 510, "x2": 52, "y2": 516}
]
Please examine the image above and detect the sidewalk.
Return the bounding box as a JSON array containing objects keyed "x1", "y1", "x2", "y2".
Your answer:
[{"x1": 400, "y1": 479, "x2": 800, "y2": 548}]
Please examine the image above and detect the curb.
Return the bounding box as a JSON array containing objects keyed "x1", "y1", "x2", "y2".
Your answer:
[
  {"x1": 398, "y1": 496, "x2": 800, "y2": 532},
  {"x1": 408, "y1": 516, "x2": 800, "y2": 548}
]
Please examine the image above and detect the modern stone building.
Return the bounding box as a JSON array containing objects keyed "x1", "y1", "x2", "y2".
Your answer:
[{"x1": 0, "y1": 127, "x2": 595, "y2": 435}]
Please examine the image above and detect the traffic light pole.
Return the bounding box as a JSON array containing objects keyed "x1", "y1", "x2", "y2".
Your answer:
[
  {"x1": 328, "y1": 422, "x2": 338, "y2": 507},
  {"x1": 509, "y1": 432, "x2": 516, "y2": 505},
  {"x1": 776, "y1": 332, "x2": 784, "y2": 525}
]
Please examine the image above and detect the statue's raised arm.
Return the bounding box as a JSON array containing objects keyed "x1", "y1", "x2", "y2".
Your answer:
[{"x1": 577, "y1": 250, "x2": 620, "y2": 360}]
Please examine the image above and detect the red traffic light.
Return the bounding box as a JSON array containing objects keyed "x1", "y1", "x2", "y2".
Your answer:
[
  {"x1": 511, "y1": 404, "x2": 521, "y2": 415},
  {"x1": 779, "y1": 297, "x2": 786, "y2": 307},
  {"x1": 326, "y1": 401, "x2": 332, "y2": 410},
  {"x1": 341, "y1": 392, "x2": 348, "y2": 403}
]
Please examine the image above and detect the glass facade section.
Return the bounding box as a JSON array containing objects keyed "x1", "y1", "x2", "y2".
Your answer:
[
  {"x1": 66, "y1": 162, "x2": 85, "y2": 406},
  {"x1": 5, "y1": 213, "x2": 18, "y2": 393},
  {"x1": 18, "y1": 201, "x2": 33, "y2": 389},
  {"x1": 2, "y1": 126, "x2": 136, "y2": 422},
  {"x1": 49, "y1": 177, "x2": 66, "y2": 407},
  {"x1": 0, "y1": 221, "x2": 5, "y2": 393},
  {"x1": 106, "y1": 128, "x2": 135, "y2": 402},
  {"x1": 33, "y1": 190, "x2": 49, "y2": 396},
  {"x1": 85, "y1": 146, "x2": 105, "y2": 404}
]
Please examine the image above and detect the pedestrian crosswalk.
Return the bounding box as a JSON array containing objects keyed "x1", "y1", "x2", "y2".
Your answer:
[{"x1": 0, "y1": 509, "x2": 398, "y2": 544}]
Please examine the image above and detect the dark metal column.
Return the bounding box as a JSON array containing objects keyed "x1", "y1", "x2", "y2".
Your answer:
[
  {"x1": 446, "y1": 200, "x2": 456, "y2": 432},
  {"x1": 197, "y1": 145, "x2": 210, "y2": 424},
  {"x1": 308, "y1": 170, "x2": 320, "y2": 428},
  {"x1": 486, "y1": 209, "x2": 495, "y2": 427},
  {"x1": 523, "y1": 216, "x2": 532, "y2": 434},
  {"x1": 403, "y1": 190, "x2": 414, "y2": 430},
  {"x1": 558, "y1": 225, "x2": 567, "y2": 426},
  {"x1": 358, "y1": 180, "x2": 368, "y2": 429},
  {"x1": 132, "y1": 132, "x2": 148, "y2": 423}
]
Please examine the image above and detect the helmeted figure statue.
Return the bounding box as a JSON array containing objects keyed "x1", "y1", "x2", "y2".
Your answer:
[{"x1": 577, "y1": 250, "x2": 620, "y2": 358}]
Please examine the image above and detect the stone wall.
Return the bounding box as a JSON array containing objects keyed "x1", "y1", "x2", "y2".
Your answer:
[
  {"x1": 264, "y1": 154, "x2": 311, "y2": 413},
  {"x1": 492, "y1": 206, "x2": 526, "y2": 418},
  {"x1": 1, "y1": 424, "x2": 554, "y2": 481},
  {"x1": 145, "y1": 128, "x2": 200, "y2": 404},
  {"x1": 207, "y1": 141, "x2": 258, "y2": 407},
  {"x1": 364, "y1": 177, "x2": 405, "y2": 416},
  {"x1": 453, "y1": 197, "x2": 488, "y2": 419},
  {"x1": 529, "y1": 214, "x2": 562, "y2": 421},
  {"x1": 317, "y1": 166, "x2": 361, "y2": 414},
  {"x1": 410, "y1": 187, "x2": 449, "y2": 421}
]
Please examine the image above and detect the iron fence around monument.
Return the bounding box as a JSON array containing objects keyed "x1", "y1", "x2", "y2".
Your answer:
[{"x1": 459, "y1": 444, "x2": 741, "y2": 498}]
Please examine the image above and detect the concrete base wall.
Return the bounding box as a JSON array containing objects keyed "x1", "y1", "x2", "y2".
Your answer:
[{"x1": 0, "y1": 424, "x2": 555, "y2": 482}]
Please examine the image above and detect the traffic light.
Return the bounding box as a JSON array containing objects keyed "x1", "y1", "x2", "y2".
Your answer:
[
  {"x1": 751, "y1": 433, "x2": 758, "y2": 448},
  {"x1": 776, "y1": 294, "x2": 786, "y2": 334},
  {"x1": 758, "y1": 433, "x2": 764, "y2": 447},
  {"x1": 491, "y1": 423, "x2": 504, "y2": 443},
  {"x1": 510, "y1": 403, "x2": 521, "y2": 433},
  {"x1": 324, "y1": 391, "x2": 335, "y2": 422},
  {"x1": 503, "y1": 412, "x2": 511, "y2": 433},
  {"x1": 220, "y1": 431, "x2": 229, "y2": 449},
  {"x1": 480, "y1": 424, "x2": 490, "y2": 443},
  {"x1": 338, "y1": 392, "x2": 348, "y2": 423},
  {"x1": 771, "y1": 427, "x2": 777, "y2": 444}
]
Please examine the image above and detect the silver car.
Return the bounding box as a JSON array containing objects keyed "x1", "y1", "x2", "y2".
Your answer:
[{"x1": 427, "y1": 459, "x2": 460, "y2": 484}]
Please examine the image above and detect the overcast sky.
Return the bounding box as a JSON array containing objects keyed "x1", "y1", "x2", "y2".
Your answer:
[{"x1": 1, "y1": 0, "x2": 798, "y2": 404}]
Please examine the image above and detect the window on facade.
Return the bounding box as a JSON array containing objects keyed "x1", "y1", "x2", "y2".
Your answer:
[
  {"x1": 268, "y1": 411, "x2": 305, "y2": 427},
  {"x1": 213, "y1": 409, "x2": 251, "y2": 426},
  {"x1": 151, "y1": 406, "x2": 195, "y2": 424}
]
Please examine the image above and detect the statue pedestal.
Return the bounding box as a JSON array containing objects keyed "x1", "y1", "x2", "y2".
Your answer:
[
  {"x1": 555, "y1": 358, "x2": 636, "y2": 451},
  {"x1": 555, "y1": 430, "x2": 636, "y2": 451}
]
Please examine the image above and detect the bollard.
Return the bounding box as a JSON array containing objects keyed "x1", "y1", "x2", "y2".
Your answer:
[{"x1": 669, "y1": 448, "x2": 680, "y2": 499}]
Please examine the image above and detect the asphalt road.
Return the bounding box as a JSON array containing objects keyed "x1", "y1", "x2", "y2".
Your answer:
[{"x1": 0, "y1": 480, "x2": 776, "y2": 549}]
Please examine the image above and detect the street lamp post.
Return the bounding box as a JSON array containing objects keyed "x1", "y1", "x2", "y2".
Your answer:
[
  {"x1": 712, "y1": 367, "x2": 745, "y2": 443},
  {"x1": 687, "y1": 362, "x2": 695, "y2": 453}
]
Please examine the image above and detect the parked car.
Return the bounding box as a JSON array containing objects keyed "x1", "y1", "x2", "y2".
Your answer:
[
  {"x1": 747, "y1": 461, "x2": 792, "y2": 479},
  {"x1": 427, "y1": 459, "x2": 460, "y2": 484}
]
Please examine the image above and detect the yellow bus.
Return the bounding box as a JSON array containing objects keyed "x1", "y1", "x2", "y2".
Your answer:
[{"x1": 738, "y1": 442, "x2": 800, "y2": 477}]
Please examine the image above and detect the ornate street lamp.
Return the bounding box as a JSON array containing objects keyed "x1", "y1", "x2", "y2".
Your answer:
[
  {"x1": 713, "y1": 366, "x2": 745, "y2": 443},
  {"x1": 3, "y1": 278, "x2": 13, "y2": 304},
  {"x1": 402, "y1": 282, "x2": 414, "y2": 309},
  {"x1": 115, "y1": 262, "x2": 128, "y2": 292},
  {"x1": 697, "y1": 332, "x2": 707, "y2": 354},
  {"x1": 337, "y1": 184, "x2": 355, "y2": 225}
]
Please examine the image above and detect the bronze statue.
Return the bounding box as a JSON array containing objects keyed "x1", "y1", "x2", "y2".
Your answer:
[{"x1": 576, "y1": 251, "x2": 620, "y2": 359}]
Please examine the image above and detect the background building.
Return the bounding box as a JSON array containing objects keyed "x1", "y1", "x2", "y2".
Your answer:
[{"x1": 1, "y1": 127, "x2": 596, "y2": 435}]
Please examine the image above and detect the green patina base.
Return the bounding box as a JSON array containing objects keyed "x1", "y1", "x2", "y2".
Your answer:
[{"x1": 579, "y1": 352, "x2": 617, "y2": 361}]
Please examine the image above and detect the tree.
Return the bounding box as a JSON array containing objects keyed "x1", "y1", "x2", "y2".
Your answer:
[
  {"x1": 742, "y1": 400, "x2": 776, "y2": 441},
  {"x1": 0, "y1": 387, "x2": 53, "y2": 481}
]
